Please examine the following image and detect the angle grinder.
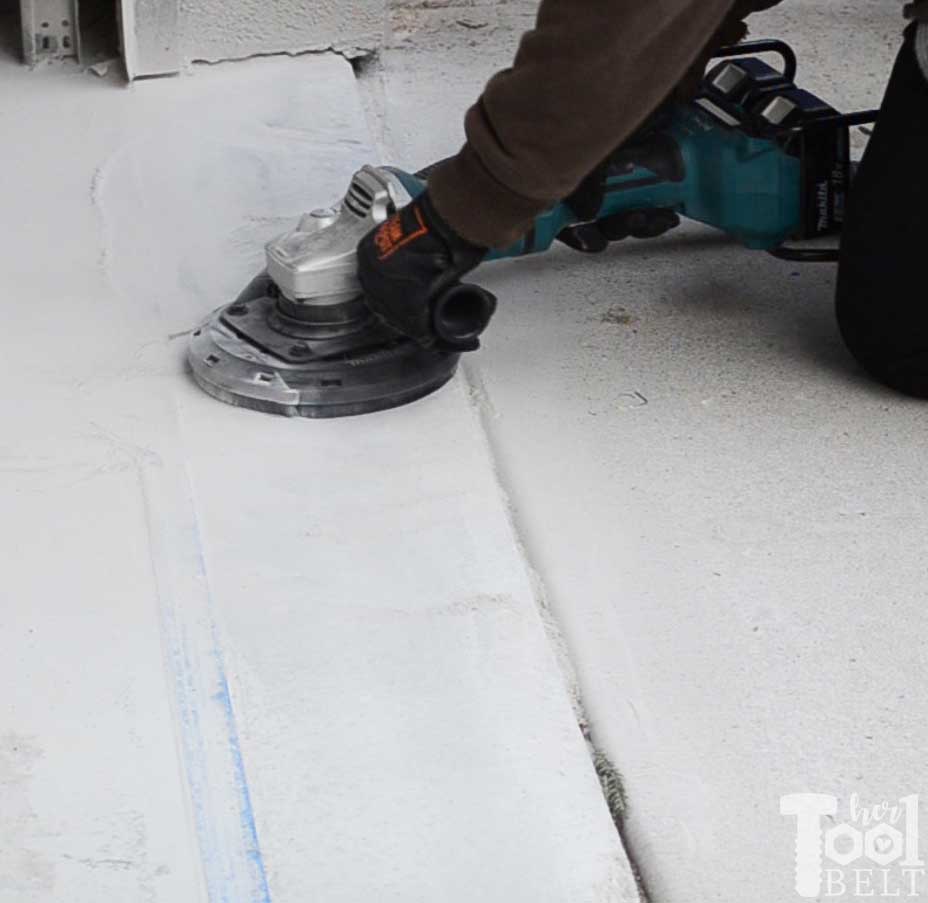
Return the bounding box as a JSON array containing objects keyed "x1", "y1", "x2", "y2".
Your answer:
[
  {"x1": 188, "y1": 165, "x2": 495, "y2": 418},
  {"x1": 189, "y1": 40, "x2": 877, "y2": 418}
]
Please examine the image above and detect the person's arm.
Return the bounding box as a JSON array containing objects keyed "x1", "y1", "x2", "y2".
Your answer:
[
  {"x1": 356, "y1": 0, "x2": 785, "y2": 351},
  {"x1": 429, "y1": 0, "x2": 783, "y2": 249}
]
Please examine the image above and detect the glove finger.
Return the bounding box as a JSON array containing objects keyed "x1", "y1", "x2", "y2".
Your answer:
[{"x1": 557, "y1": 223, "x2": 610, "y2": 253}]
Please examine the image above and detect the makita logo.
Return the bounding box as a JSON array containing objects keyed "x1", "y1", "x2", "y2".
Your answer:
[
  {"x1": 831, "y1": 165, "x2": 847, "y2": 224},
  {"x1": 816, "y1": 181, "x2": 830, "y2": 232}
]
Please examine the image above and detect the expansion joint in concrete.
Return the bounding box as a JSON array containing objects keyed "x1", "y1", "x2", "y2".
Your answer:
[{"x1": 460, "y1": 362, "x2": 653, "y2": 903}]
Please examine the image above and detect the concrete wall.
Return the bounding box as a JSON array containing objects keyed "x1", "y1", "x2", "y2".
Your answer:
[
  {"x1": 121, "y1": 0, "x2": 385, "y2": 77},
  {"x1": 179, "y1": 0, "x2": 384, "y2": 63}
]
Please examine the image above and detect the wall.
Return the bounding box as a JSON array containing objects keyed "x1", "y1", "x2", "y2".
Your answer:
[
  {"x1": 179, "y1": 0, "x2": 384, "y2": 63},
  {"x1": 121, "y1": 0, "x2": 385, "y2": 77}
]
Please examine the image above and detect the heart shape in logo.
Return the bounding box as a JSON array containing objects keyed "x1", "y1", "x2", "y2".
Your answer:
[{"x1": 875, "y1": 835, "x2": 893, "y2": 853}]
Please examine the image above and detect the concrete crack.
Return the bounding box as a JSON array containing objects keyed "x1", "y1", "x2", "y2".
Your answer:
[
  {"x1": 461, "y1": 362, "x2": 653, "y2": 903},
  {"x1": 186, "y1": 45, "x2": 375, "y2": 72}
]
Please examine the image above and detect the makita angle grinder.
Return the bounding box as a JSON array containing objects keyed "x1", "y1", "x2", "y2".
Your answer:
[{"x1": 189, "y1": 40, "x2": 877, "y2": 418}]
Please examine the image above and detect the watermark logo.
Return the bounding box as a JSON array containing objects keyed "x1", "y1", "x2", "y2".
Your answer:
[{"x1": 781, "y1": 793, "x2": 925, "y2": 898}]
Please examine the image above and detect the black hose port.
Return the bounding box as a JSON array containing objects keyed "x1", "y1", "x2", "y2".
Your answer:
[{"x1": 432, "y1": 283, "x2": 498, "y2": 350}]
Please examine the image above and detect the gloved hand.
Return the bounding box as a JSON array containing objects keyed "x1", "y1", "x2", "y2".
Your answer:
[
  {"x1": 557, "y1": 129, "x2": 683, "y2": 254},
  {"x1": 356, "y1": 190, "x2": 496, "y2": 352}
]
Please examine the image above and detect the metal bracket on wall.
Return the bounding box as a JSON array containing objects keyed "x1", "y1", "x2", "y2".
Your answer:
[{"x1": 20, "y1": 0, "x2": 80, "y2": 65}]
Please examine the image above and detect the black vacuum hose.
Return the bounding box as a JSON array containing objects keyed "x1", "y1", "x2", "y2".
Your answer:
[{"x1": 432, "y1": 283, "x2": 498, "y2": 350}]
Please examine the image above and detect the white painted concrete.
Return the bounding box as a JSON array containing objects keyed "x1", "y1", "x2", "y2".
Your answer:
[
  {"x1": 178, "y1": 0, "x2": 383, "y2": 63},
  {"x1": 0, "y1": 53, "x2": 638, "y2": 902},
  {"x1": 369, "y1": 2, "x2": 928, "y2": 901},
  {"x1": 120, "y1": 0, "x2": 383, "y2": 77},
  {"x1": 0, "y1": 66, "x2": 204, "y2": 903},
  {"x1": 121, "y1": 0, "x2": 181, "y2": 77}
]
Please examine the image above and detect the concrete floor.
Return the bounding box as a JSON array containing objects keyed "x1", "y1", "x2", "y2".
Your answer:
[
  {"x1": 369, "y1": 2, "x2": 928, "y2": 901},
  {"x1": 5, "y1": 3, "x2": 928, "y2": 902},
  {"x1": 0, "y1": 41, "x2": 636, "y2": 903}
]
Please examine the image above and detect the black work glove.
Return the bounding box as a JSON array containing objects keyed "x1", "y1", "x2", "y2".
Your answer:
[
  {"x1": 559, "y1": 130, "x2": 683, "y2": 254},
  {"x1": 357, "y1": 191, "x2": 496, "y2": 352}
]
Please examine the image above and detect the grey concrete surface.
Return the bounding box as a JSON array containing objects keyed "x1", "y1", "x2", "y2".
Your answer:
[
  {"x1": 0, "y1": 50, "x2": 639, "y2": 903},
  {"x1": 119, "y1": 0, "x2": 383, "y2": 77},
  {"x1": 367, "y1": 2, "x2": 928, "y2": 901},
  {"x1": 176, "y1": 0, "x2": 383, "y2": 63}
]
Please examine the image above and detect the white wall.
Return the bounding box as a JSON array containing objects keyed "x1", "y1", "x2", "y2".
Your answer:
[
  {"x1": 122, "y1": 0, "x2": 385, "y2": 78},
  {"x1": 179, "y1": 0, "x2": 384, "y2": 63}
]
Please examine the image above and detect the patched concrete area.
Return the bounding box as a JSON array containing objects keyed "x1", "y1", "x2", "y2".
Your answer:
[
  {"x1": 0, "y1": 51, "x2": 637, "y2": 903},
  {"x1": 367, "y1": 2, "x2": 928, "y2": 901}
]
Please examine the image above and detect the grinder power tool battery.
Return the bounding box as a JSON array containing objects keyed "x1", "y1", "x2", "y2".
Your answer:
[{"x1": 189, "y1": 40, "x2": 878, "y2": 418}]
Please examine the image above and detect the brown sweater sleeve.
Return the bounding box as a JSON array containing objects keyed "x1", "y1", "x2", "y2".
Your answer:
[{"x1": 429, "y1": 0, "x2": 784, "y2": 249}]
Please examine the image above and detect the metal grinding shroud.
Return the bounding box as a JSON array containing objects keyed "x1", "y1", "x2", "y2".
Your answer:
[{"x1": 188, "y1": 167, "x2": 460, "y2": 418}]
